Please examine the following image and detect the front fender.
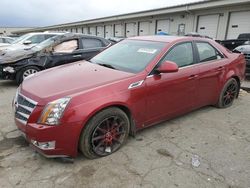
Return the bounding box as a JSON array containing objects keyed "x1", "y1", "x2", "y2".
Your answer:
[
  {"x1": 13, "y1": 55, "x2": 48, "y2": 71},
  {"x1": 62, "y1": 87, "x2": 146, "y2": 129}
]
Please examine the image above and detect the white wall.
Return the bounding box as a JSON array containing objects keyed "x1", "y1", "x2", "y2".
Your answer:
[{"x1": 21, "y1": 3, "x2": 250, "y2": 40}]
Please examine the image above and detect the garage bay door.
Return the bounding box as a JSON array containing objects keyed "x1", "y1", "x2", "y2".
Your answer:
[
  {"x1": 115, "y1": 24, "x2": 123, "y2": 37},
  {"x1": 227, "y1": 11, "x2": 250, "y2": 39},
  {"x1": 197, "y1": 14, "x2": 219, "y2": 39},
  {"x1": 77, "y1": 27, "x2": 82, "y2": 33},
  {"x1": 126, "y1": 22, "x2": 137, "y2": 37},
  {"x1": 71, "y1": 28, "x2": 77, "y2": 33},
  {"x1": 139, "y1": 21, "x2": 151, "y2": 36},
  {"x1": 105, "y1": 25, "x2": 113, "y2": 38},
  {"x1": 156, "y1": 19, "x2": 170, "y2": 34},
  {"x1": 97, "y1": 26, "x2": 104, "y2": 37},
  {"x1": 83, "y1": 27, "x2": 88, "y2": 34},
  {"x1": 89, "y1": 27, "x2": 96, "y2": 36}
]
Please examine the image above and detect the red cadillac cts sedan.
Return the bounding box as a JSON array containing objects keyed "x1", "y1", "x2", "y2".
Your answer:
[{"x1": 13, "y1": 36, "x2": 246, "y2": 159}]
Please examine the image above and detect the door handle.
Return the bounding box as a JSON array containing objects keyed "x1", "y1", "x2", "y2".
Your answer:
[
  {"x1": 73, "y1": 55, "x2": 82, "y2": 58},
  {"x1": 188, "y1": 74, "x2": 198, "y2": 80}
]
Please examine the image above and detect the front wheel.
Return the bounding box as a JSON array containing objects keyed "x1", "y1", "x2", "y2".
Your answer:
[
  {"x1": 79, "y1": 107, "x2": 130, "y2": 159},
  {"x1": 16, "y1": 66, "x2": 40, "y2": 84},
  {"x1": 217, "y1": 78, "x2": 239, "y2": 108}
]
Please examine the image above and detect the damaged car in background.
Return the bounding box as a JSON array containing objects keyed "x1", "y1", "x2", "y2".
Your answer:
[
  {"x1": 0, "y1": 33, "x2": 111, "y2": 84},
  {"x1": 234, "y1": 44, "x2": 250, "y2": 77}
]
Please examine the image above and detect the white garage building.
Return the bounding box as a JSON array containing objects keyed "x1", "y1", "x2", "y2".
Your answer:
[{"x1": 14, "y1": 0, "x2": 250, "y2": 40}]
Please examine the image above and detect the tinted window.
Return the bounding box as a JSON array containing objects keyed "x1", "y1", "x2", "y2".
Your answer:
[
  {"x1": 161, "y1": 42, "x2": 194, "y2": 67},
  {"x1": 196, "y1": 42, "x2": 223, "y2": 62},
  {"x1": 238, "y1": 33, "x2": 250, "y2": 40},
  {"x1": 82, "y1": 38, "x2": 103, "y2": 49},
  {"x1": 0, "y1": 38, "x2": 3, "y2": 43}
]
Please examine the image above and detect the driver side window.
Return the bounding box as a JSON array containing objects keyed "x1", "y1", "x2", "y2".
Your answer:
[
  {"x1": 54, "y1": 40, "x2": 78, "y2": 53},
  {"x1": 161, "y1": 42, "x2": 194, "y2": 68}
]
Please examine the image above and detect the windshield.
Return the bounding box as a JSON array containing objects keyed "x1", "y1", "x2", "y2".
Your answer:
[
  {"x1": 91, "y1": 40, "x2": 165, "y2": 73},
  {"x1": 32, "y1": 36, "x2": 59, "y2": 51},
  {"x1": 11, "y1": 33, "x2": 33, "y2": 44}
]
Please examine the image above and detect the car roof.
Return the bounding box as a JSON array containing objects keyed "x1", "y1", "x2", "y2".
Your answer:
[
  {"x1": 129, "y1": 35, "x2": 205, "y2": 43},
  {"x1": 48, "y1": 33, "x2": 110, "y2": 44}
]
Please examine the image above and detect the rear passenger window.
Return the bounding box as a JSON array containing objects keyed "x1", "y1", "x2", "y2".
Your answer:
[
  {"x1": 196, "y1": 42, "x2": 224, "y2": 62},
  {"x1": 82, "y1": 38, "x2": 103, "y2": 49},
  {"x1": 161, "y1": 42, "x2": 194, "y2": 68}
]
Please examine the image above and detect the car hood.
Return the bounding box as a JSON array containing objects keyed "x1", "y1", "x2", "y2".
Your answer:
[
  {"x1": 21, "y1": 61, "x2": 135, "y2": 105},
  {"x1": 235, "y1": 45, "x2": 250, "y2": 53},
  {"x1": 0, "y1": 47, "x2": 36, "y2": 64}
]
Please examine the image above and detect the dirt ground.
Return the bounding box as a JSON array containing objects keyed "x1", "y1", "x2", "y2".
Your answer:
[{"x1": 0, "y1": 80, "x2": 250, "y2": 188}]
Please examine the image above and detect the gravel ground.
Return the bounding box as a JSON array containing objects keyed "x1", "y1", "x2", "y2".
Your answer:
[{"x1": 0, "y1": 80, "x2": 250, "y2": 188}]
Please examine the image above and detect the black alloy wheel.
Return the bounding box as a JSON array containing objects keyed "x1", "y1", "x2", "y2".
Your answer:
[
  {"x1": 79, "y1": 107, "x2": 130, "y2": 159},
  {"x1": 217, "y1": 78, "x2": 239, "y2": 108}
]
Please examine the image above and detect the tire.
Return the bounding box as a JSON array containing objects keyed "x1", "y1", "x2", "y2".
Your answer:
[
  {"x1": 217, "y1": 78, "x2": 239, "y2": 108},
  {"x1": 16, "y1": 66, "x2": 40, "y2": 84},
  {"x1": 79, "y1": 107, "x2": 130, "y2": 159}
]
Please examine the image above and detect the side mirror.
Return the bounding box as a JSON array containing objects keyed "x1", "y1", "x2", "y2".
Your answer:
[
  {"x1": 23, "y1": 40, "x2": 32, "y2": 45},
  {"x1": 156, "y1": 61, "x2": 179, "y2": 73}
]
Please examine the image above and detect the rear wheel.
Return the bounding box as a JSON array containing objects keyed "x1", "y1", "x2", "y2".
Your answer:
[
  {"x1": 79, "y1": 107, "x2": 130, "y2": 159},
  {"x1": 217, "y1": 78, "x2": 239, "y2": 108},
  {"x1": 16, "y1": 66, "x2": 40, "y2": 84}
]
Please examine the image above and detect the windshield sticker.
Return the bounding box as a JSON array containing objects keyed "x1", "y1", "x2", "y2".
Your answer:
[{"x1": 137, "y1": 48, "x2": 157, "y2": 54}]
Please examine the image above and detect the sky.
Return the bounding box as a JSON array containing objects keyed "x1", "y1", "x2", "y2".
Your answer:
[{"x1": 0, "y1": 0, "x2": 201, "y2": 27}]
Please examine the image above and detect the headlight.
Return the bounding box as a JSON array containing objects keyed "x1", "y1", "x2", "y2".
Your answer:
[
  {"x1": 3, "y1": 66, "x2": 15, "y2": 73},
  {"x1": 38, "y1": 97, "x2": 71, "y2": 125}
]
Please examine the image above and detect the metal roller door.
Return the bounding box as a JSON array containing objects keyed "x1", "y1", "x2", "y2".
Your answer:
[
  {"x1": 89, "y1": 27, "x2": 96, "y2": 36},
  {"x1": 83, "y1": 27, "x2": 88, "y2": 34},
  {"x1": 71, "y1": 28, "x2": 77, "y2": 33},
  {"x1": 115, "y1": 24, "x2": 123, "y2": 37},
  {"x1": 227, "y1": 11, "x2": 250, "y2": 39},
  {"x1": 156, "y1": 19, "x2": 170, "y2": 34},
  {"x1": 105, "y1": 25, "x2": 113, "y2": 38},
  {"x1": 139, "y1": 21, "x2": 151, "y2": 36},
  {"x1": 78, "y1": 27, "x2": 82, "y2": 33},
  {"x1": 97, "y1": 26, "x2": 104, "y2": 37},
  {"x1": 197, "y1": 14, "x2": 219, "y2": 39},
  {"x1": 126, "y1": 22, "x2": 136, "y2": 37}
]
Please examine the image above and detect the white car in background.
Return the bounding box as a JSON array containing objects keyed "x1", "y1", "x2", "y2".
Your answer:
[
  {"x1": 0, "y1": 36, "x2": 15, "y2": 47},
  {"x1": 0, "y1": 32, "x2": 63, "y2": 51}
]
